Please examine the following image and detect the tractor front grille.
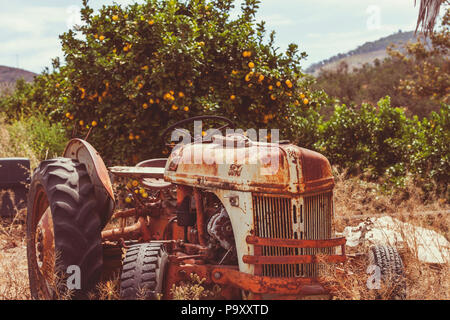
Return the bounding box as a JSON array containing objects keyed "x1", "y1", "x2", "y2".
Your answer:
[
  {"x1": 303, "y1": 192, "x2": 334, "y2": 277},
  {"x1": 252, "y1": 194, "x2": 295, "y2": 277},
  {"x1": 252, "y1": 192, "x2": 333, "y2": 278}
]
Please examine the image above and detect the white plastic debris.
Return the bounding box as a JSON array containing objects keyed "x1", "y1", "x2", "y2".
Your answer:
[{"x1": 342, "y1": 216, "x2": 450, "y2": 264}]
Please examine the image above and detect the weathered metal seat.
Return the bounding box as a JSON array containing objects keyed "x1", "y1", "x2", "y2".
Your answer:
[{"x1": 136, "y1": 158, "x2": 172, "y2": 189}]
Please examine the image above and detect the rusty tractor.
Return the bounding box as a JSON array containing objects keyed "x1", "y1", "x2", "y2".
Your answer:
[{"x1": 26, "y1": 116, "x2": 406, "y2": 299}]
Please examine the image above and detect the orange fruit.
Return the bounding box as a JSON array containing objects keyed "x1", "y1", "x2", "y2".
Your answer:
[
  {"x1": 230, "y1": 95, "x2": 236, "y2": 100},
  {"x1": 183, "y1": 106, "x2": 189, "y2": 112},
  {"x1": 112, "y1": 15, "x2": 119, "y2": 21},
  {"x1": 303, "y1": 98, "x2": 309, "y2": 105},
  {"x1": 148, "y1": 19, "x2": 154, "y2": 25},
  {"x1": 91, "y1": 121, "x2": 97, "y2": 127},
  {"x1": 248, "y1": 62, "x2": 255, "y2": 68}
]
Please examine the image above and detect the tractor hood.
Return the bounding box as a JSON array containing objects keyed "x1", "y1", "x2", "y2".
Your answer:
[{"x1": 164, "y1": 135, "x2": 334, "y2": 195}]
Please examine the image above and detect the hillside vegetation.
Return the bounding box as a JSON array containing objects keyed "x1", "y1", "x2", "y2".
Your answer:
[
  {"x1": 314, "y1": 11, "x2": 449, "y2": 118},
  {"x1": 306, "y1": 31, "x2": 417, "y2": 75}
]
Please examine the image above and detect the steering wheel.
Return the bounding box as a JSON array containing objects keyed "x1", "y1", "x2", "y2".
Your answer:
[{"x1": 161, "y1": 115, "x2": 235, "y2": 146}]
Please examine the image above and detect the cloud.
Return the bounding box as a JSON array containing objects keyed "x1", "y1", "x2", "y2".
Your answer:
[
  {"x1": 258, "y1": 14, "x2": 295, "y2": 27},
  {"x1": 0, "y1": 0, "x2": 424, "y2": 73},
  {"x1": 0, "y1": 6, "x2": 69, "y2": 36}
]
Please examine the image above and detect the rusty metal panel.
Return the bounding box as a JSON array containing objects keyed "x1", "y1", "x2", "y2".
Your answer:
[
  {"x1": 108, "y1": 166, "x2": 165, "y2": 179},
  {"x1": 63, "y1": 139, "x2": 114, "y2": 202}
]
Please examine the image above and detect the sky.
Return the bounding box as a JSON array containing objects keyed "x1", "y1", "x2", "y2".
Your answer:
[{"x1": 0, "y1": 0, "x2": 424, "y2": 74}]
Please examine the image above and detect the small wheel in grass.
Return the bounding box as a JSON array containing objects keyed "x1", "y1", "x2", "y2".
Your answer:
[{"x1": 367, "y1": 245, "x2": 407, "y2": 299}]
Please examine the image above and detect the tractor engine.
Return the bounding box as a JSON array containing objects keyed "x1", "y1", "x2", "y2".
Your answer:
[{"x1": 206, "y1": 206, "x2": 237, "y2": 264}]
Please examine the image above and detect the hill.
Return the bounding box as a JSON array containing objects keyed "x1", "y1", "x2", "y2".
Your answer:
[
  {"x1": 0, "y1": 66, "x2": 36, "y2": 96},
  {"x1": 306, "y1": 31, "x2": 418, "y2": 75},
  {"x1": 0, "y1": 66, "x2": 36, "y2": 83}
]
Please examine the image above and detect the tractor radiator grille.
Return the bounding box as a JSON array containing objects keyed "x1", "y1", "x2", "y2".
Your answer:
[
  {"x1": 303, "y1": 192, "x2": 333, "y2": 277},
  {"x1": 252, "y1": 195, "x2": 295, "y2": 277},
  {"x1": 252, "y1": 192, "x2": 333, "y2": 278}
]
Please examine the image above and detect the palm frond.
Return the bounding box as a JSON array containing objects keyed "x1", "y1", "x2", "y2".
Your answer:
[{"x1": 415, "y1": 0, "x2": 445, "y2": 35}]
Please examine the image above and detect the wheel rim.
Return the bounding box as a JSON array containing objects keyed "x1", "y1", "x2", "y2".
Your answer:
[{"x1": 30, "y1": 184, "x2": 56, "y2": 299}]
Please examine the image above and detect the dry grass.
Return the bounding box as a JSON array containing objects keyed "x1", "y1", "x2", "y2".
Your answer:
[
  {"x1": 90, "y1": 275, "x2": 121, "y2": 300},
  {"x1": 171, "y1": 273, "x2": 221, "y2": 300},
  {"x1": 327, "y1": 168, "x2": 450, "y2": 300},
  {"x1": 0, "y1": 211, "x2": 30, "y2": 300},
  {"x1": 319, "y1": 242, "x2": 449, "y2": 300}
]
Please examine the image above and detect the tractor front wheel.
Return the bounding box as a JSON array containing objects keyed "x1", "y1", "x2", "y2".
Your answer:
[
  {"x1": 26, "y1": 158, "x2": 103, "y2": 299},
  {"x1": 120, "y1": 242, "x2": 168, "y2": 300}
]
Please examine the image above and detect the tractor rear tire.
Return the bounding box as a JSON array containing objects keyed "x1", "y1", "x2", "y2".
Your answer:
[
  {"x1": 120, "y1": 242, "x2": 168, "y2": 300},
  {"x1": 27, "y1": 158, "x2": 103, "y2": 299},
  {"x1": 368, "y1": 245, "x2": 406, "y2": 299}
]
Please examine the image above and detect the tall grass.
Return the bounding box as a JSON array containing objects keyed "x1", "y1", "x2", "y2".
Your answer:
[{"x1": 0, "y1": 113, "x2": 67, "y2": 168}]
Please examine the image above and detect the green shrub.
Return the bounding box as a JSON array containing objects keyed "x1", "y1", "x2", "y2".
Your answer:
[{"x1": 6, "y1": 114, "x2": 67, "y2": 162}]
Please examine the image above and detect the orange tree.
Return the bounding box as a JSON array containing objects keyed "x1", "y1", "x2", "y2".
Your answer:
[{"x1": 50, "y1": 0, "x2": 327, "y2": 163}]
